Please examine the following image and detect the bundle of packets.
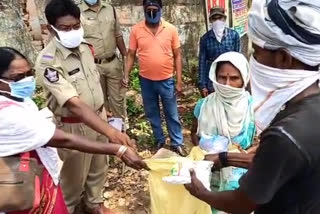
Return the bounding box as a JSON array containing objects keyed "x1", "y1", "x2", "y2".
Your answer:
[{"x1": 162, "y1": 159, "x2": 213, "y2": 190}]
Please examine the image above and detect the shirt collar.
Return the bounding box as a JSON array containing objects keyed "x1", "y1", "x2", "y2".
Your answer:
[
  {"x1": 140, "y1": 19, "x2": 168, "y2": 34},
  {"x1": 141, "y1": 18, "x2": 168, "y2": 27},
  {"x1": 53, "y1": 39, "x2": 84, "y2": 60},
  {"x1": 81, "y1": 1, "x2": 105, "y2": 12}
]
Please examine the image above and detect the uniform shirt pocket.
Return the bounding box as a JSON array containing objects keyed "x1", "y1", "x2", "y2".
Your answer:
[
  {"x1": 101, "y1": 18, "x2": 115, "y2": 39},
  {"x1": 68, "y1": 68, "x2": 86, "y2": 91},
  {"x1": 105, "y1": 17, "x2": 115, "y2": 30},
  {"x1": 82, "y1": 18, "x2": 100, "y2": 37}
]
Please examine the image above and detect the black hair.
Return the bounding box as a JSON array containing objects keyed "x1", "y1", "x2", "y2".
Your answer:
[
  {"x1": 143, "y1": 0, "x2": 163, "y2": 8},
  {"x1": 45, "y1": 0, "x2": 80, "y2": 26},
  {"x1": 0, "y1": 47, "x2": 28, "y2": 77}
]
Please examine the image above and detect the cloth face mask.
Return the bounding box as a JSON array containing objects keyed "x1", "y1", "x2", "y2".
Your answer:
[
  {"x1": 84, "y1": 0, "x2": 98, "y2": 5},
  {"x1": 211, "y1": 20, "x2": 226, "y2": 43},
  {"x1": 249, "y1": 56, "x2": 320, "y2": 133},
  {"x1": 51, "y1": 25, "x2": 84, "y2": 49},
  {"x1": 0, "y1": 76, "x2": 36, "y2": 99},
  {"x1": 145, "y1": 8, "x2": 162, "y2": 24}
]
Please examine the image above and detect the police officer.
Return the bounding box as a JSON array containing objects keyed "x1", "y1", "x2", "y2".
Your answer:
[
  {"x1": 80, "y1": 0, "x2": 127, "y2": 122},
  {"x1": 35, "y1": 0, "x2": 140, "y2": 213}
]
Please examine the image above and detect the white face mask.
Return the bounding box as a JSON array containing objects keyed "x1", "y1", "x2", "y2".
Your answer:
[
  {"x1": 249, "y1": 56, "x2": 320, "y2": 133},
  {"x1": 51, "y1": 25, "x2": 84, "y2": 48},
  {"x1": 211, "y1": 20, "x2": 226, "y2": 43}
]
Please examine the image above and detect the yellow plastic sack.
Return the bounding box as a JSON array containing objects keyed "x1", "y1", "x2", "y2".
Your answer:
[{"x1": 145, "y1": 147, "x2": 211, "y2": 214}]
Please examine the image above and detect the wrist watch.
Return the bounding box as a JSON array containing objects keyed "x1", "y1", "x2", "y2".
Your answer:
[{"x1": 219, "y1": 152, "x2": 228, "y2": 167}]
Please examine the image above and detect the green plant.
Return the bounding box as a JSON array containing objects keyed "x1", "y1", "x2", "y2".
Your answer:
[
  {"x1": 129, "y1": 66, "x2": 141, "y2": 92},
  {"x1": 136, "y1": 121, "x2": 151, "y2": 133},
  {"x1": 130, "y1": 119, "x2": 155, "y2": 146},
  {"x1": 181, "y1": 111, "x2": 194, "y2": 129},
  {"x1": 126, "y1": 96, "x2": 144, "y2": 118},
  {"x1": 32, "y1": 85, "x2": 46, "y2": 109}
]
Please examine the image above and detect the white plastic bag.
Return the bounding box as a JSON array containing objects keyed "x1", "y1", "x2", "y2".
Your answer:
[
  {"x1": 199, "y1": 134, "x2": 229, "y2": 154},
  {"x1": 162, "y1": 159, "x2": 213, "y2": 190}
]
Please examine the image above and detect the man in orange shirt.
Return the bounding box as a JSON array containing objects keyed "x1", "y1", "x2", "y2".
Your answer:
[{"x1": 123, "y1": 0, "x2": 185, "y2": 156}]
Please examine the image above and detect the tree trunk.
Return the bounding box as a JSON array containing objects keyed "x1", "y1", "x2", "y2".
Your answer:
[
  {"x1": 0, "y1": 0, "x2": 37, "y2": 62},
  {"x1": 33, "y1": 0, "x2": 50, "y2": 24}
]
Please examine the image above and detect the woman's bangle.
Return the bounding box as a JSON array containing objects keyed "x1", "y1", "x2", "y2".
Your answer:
[
  {"x1": 219, "y1": 152, "x2": 228, "y2": 167},
  {"x1": 116, "y1": 145, "x2": 128, "y2": 158}
]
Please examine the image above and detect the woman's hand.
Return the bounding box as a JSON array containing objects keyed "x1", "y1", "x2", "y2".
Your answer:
[{"x1": 121, "y1": 148, "x2": 150, "y2": 170}]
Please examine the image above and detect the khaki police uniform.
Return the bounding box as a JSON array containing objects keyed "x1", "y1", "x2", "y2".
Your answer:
[
  {"x1": 80, "y1": 2, "x2": 127, "y2": 120},
  {"x1": 35, "y1": 39, "x2": 108, "y2": 213}
]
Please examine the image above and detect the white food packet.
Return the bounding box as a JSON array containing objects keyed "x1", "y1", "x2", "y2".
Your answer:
[{"x1": 162, "y1": 160, "x2": 213, "y2": 190}]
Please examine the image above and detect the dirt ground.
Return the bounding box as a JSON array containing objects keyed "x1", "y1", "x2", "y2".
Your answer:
[{"x1": 104, "y1": 97, "x2": 197, "y2": 214}]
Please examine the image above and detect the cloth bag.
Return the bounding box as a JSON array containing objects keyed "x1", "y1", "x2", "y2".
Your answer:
[
  {"x1": 145, "y1": 148, "x2": 212, "y2": 214},
  {"x1": 0, "y1": 152, "x2": 43, "y2": 212}
]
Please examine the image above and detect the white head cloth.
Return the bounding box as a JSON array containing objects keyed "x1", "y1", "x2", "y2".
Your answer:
[
  {"x1": 197, "y1": 52, "x2": 251, "y2": 139},
  {"x1": 248, "y1": 0, "x2": 320, "y2": 133},
  {"x1": 249, "y1": 0, "x2": 320, "y2": 66}
]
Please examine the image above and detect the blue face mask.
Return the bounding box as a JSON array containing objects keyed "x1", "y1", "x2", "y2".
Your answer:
[
  {"x1": 84, "y1": 0, "x2": 98, "y2": 6},
  {"x1": 0, "y1": 76, "x2": 36, "y2": 99},
  {"x1": 145, "y1": 8, "x2": 162, "y2": 24}
]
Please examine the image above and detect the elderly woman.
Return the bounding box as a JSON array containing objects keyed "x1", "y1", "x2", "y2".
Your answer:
[
  {"x1": 0, "y1": 47, "x2": 148, "y2": 214},
  {"x1": 190, "y1": 51, "x2": 256, "y2": 213}
]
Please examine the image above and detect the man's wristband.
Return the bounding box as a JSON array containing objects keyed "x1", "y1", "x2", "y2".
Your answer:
[{"x1": 219, "y1": 152, "x2": 228, "y2": 167}]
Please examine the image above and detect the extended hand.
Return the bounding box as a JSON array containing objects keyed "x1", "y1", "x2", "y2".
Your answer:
[
  {"x1": 184, "y1": 169, "x2": 208, "y2": 199},
  {"x1": 109, "y1": 129, "x2": 136, "y2": 149},
  {"x1": 121, "y1": 148, "x2": 150, "y2": 170}
]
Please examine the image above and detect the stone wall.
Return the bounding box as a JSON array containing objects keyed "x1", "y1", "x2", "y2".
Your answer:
[
  {"x1": 0, "y1": 0, "x2": 38, "y2": 62},
  {"x1": 101, "y1": 0, "x2": 248, "y2": 66},
  {"x1": 82, "y1": 0, "x2": 208, "y2": 67},
  {"x1": 43, "y1": 0, "x2": 248, "y2": 68}
]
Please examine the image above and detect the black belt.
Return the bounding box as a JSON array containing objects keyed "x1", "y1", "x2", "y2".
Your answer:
[{"x1": 94, "y1": 54, "x2": 116, "y2": 64}]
